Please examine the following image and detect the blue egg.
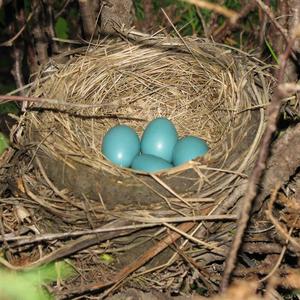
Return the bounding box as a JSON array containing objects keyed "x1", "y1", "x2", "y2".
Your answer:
[
  {"x1": 141, "y1": 117, "x2": 178, "y2": 162},
  {"x1": 172, "y1": 136, "x2": 209, "y2": 166},
  {"x1": 131, "y1": 154, "x2": 173, "y2": 173},
  {"x1": 101, "y1": 125, "x2": 140, "y2": 167}
]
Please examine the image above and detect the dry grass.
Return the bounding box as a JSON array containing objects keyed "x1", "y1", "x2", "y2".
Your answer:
[{"x1": 25, "y1": 33, "x2": 272, "y2": 211}]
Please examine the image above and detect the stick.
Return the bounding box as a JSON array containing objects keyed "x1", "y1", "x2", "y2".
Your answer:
[
  {"x1": 182, "y1": 0, "x2": 239, "y2": 24},
  {"x1": 220, "y1": 31, "x2": 298, "y2": 291},
  {"x1": 58, "y1": 222, "x2": 195, "y2": 298},
  {"x1": 0, "y1": 95, "x2": 112, "y2": 109}
]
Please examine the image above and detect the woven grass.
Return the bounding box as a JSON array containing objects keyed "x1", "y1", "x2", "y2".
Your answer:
[{"x1": 24, "y1": 33, "x2": 271, "y2": 212}]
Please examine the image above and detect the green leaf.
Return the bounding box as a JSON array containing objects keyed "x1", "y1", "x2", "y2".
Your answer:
[
  {"x1": 23, "y1": 262, "x2": 74, "y2": 284},
  {"x1": 224, "y1": 0, "x2": 241, "y2": 10},
  {"x1": 54, "y1": 17, "x2": 69, "y2": 39},
  {"x1": 0, "y1": 102, "x2": 19, "y2": 115},
  {"x1": 0, "y1": 270, "x2": 51, "y2": 300},
  {"x1": 0, "y1": 132, "x2": 9, "y2": 155},
  {"x1": 265, "y1": 38, "x2": 279, "y2": 64},
  {"x1": 0, "y1": 262, "x2": 74, "y2": 300},
  {"x1": 99, "y1": 253, "x2": 114, "y2": 264},
  {"x1": 152, "y1": 0, "x2": 175, "y2": 12},
  {"x1": 134, "y1": 0, "x2": 145, "y2": 20}
]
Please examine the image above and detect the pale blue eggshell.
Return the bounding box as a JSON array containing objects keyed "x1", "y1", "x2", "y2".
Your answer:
[
  {"x1": 131, "y1": 154, "x2": 173, "y2": 173},
  {"x1": 172, "y1": 136, "x2": 209, "y2": 166},
  {"x1": 141, "y1": 117, "x2": 178, "y2": 162},
  {"x1": 101, "y1": 125, "x2": 140, "y2": 167}
]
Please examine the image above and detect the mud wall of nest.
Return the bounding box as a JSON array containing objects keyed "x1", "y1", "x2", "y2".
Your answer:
[{"x1": 25, "y1": 35, "x2": 271, "y2": 210}]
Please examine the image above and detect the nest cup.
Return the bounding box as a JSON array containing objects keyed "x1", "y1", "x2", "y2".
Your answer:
[{"x1": 25, "y1": 34, "x2": 270, "y2": 210}]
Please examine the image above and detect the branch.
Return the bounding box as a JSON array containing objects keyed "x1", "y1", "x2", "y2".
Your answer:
[
  {"x1": 78, "y1": 0, "x2": 97, "y2": 39},
  {"x1": 255, "y1": 0, "x2": 289, "y2": 45},
  {"x1": 213, "y1": 0, "x2": 256, "y2": 41},
  {"x1": 182, "y1": 0, "x2": 239, "y2": 24},
  {"x1": 1, "y1": 214, "x2": 236, "y2": 245},
  {"x1": 220, "y1": 29, "x2": 299, "y2": 291},
  {"x1": 11, "y1": 48, "x2": 25, "y2": 93},
  {"x1": 44, "y1": 0, "x2": 59, "y2": 54},
  {"x1": 54, "y1": 0, "x2": 72, "y2": 19},
  {"x1": 30, "y1": 0, "x2": 49, "y2": 65},
  {"x1": 258, "y1": 0, "x2": 270, "y2": 47},
  {"x1": 0, "y1": 12, "x2": 33, "y2": 47},
  {"x1": 58, "y1": 222, "x2": 196, "y2": 298},
  {"x1": 0, "y1": 95, "x2": 117, "y2": 109}
]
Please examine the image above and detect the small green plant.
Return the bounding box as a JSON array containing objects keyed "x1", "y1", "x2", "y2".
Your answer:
[
  {"x1": 54, "y1": 17, "x2": 69, "y2": 39},
  {"x1": 99, "y1": 253, "x2": 114, "y2": 264},
  {"x1": 265, "y1": 38, "x2": 279, "y2": 64},
  {"x1": 0, "y1": 132, "x2": 9, "y2": 155},
  {"x1": 0, "y1": 102, "x2": 19, "y2": 115},
  {"x1": 134, "y1": 0, "x2": 145, "y2": 20},
  {"x1": 0, "y1": 262, "x2": 74, "y2": 300},
  {"x1": 224, "y1": 0, "x2": 241, "y2": 10}
]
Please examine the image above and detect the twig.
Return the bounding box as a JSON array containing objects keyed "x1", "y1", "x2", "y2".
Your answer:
[
  {"x1": 163, "y1": 222, "x2": 225, "y2": 253},
  {"x1": 115, "y1": 213, "x2": 238, "y2": 224},
  {"x1": 11, "y1": 48, "x2": 25, "y2": 94},
  {"x1": 23, "y1": 179, "x2": 75, "y2": 222},
  {"x1": 260, "y1": 185, "x2": 299, "y2": 283},
  {"x1": 10, "y1": 3, "x2": 27, "y2": 109},
  {"x1": 2, "y1": 223, "x2": 159, "y2": 246},
  {"x1": 213, "y1": 0, "x2": 256, "y2": 41},
  {"x1": 220, "y1": 30, "x2": 298, "y2": 291},
  {"x1": 174, "y1": 245, "x2": 215, "y2": 291},
  {"x1": 182, "y1": 0, "x2": 239, "y2": 24},
  {"x1": 59, "y1": 222, "x2": 196, "y2": 298},
  {"x1": 150, "y1": 174, "x2": 192, "y2": 208},
  {"x1": 255, "y1": 0, "x2": 289, "y2": 45},
  {"x1": 266, "y1": 195, "x2": 300, "y2": 251},
  {"x1": 1, "y1": 211, "x2": 235, "y2": 246},
  {"x1": 0, "y1": 12, "x2": 33, "y2": 47},
  {"x1": 195, "y1": 6, "x2": 208, "y2": 37},
  {"x1": 0, "y1": 95, "x2": 116, "y2": 109},
  {"x1": 55, "y1": 0, "x2": 72, "y2": 19},
  {"x1": 258, "y1": 0, "x2": 269, "y2": 47},
  {"x1": 0, "y1": 220, "x2": 143, "y2": 271},
  {"x1": 161, "y1": 9, "x2": 202, "y2": 66}
]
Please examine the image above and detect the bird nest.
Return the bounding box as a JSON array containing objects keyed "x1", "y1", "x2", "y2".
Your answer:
[
  {"x1": 25, "y1": 34, "x2": 270, "y2": 209},
  {"x1": 16, "y1": 32, "x2": 272, "y2": 296}
]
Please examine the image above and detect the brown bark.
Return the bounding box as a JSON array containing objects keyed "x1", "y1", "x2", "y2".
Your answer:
[
  {"x1": 213, "y1": 0, "x2": 256, "y2": 41},
  {"x1": 78, "y1": 0, "x2": 97, "y2": 39},
  {"x1": 284, "y1": 0, "x2": 300, "y2": 82},
  {"x1": 100, "y1": 0, "x2": 134, "y2": 34},
  {"x1": 270, "y1": 0, "x2": 289, "y2": 55},
  {"x1": 265, "y1": 0, "x2": 299, "y2": 84},
  {"x1": 31, "y1": 0, "x2": 49, "y2": 66},
  {"x1": 288, "y1": 0, "x2": 300, "y2": 51},
  {"x1": 260, "y1": 123, "x2": 300, "y2": 199},
  {"x1": 44, "y1": 0, "x2": 59, "y2": 54},
  {"x1": 10, "y1": 2, "x2": 25, "y2": 93}
]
